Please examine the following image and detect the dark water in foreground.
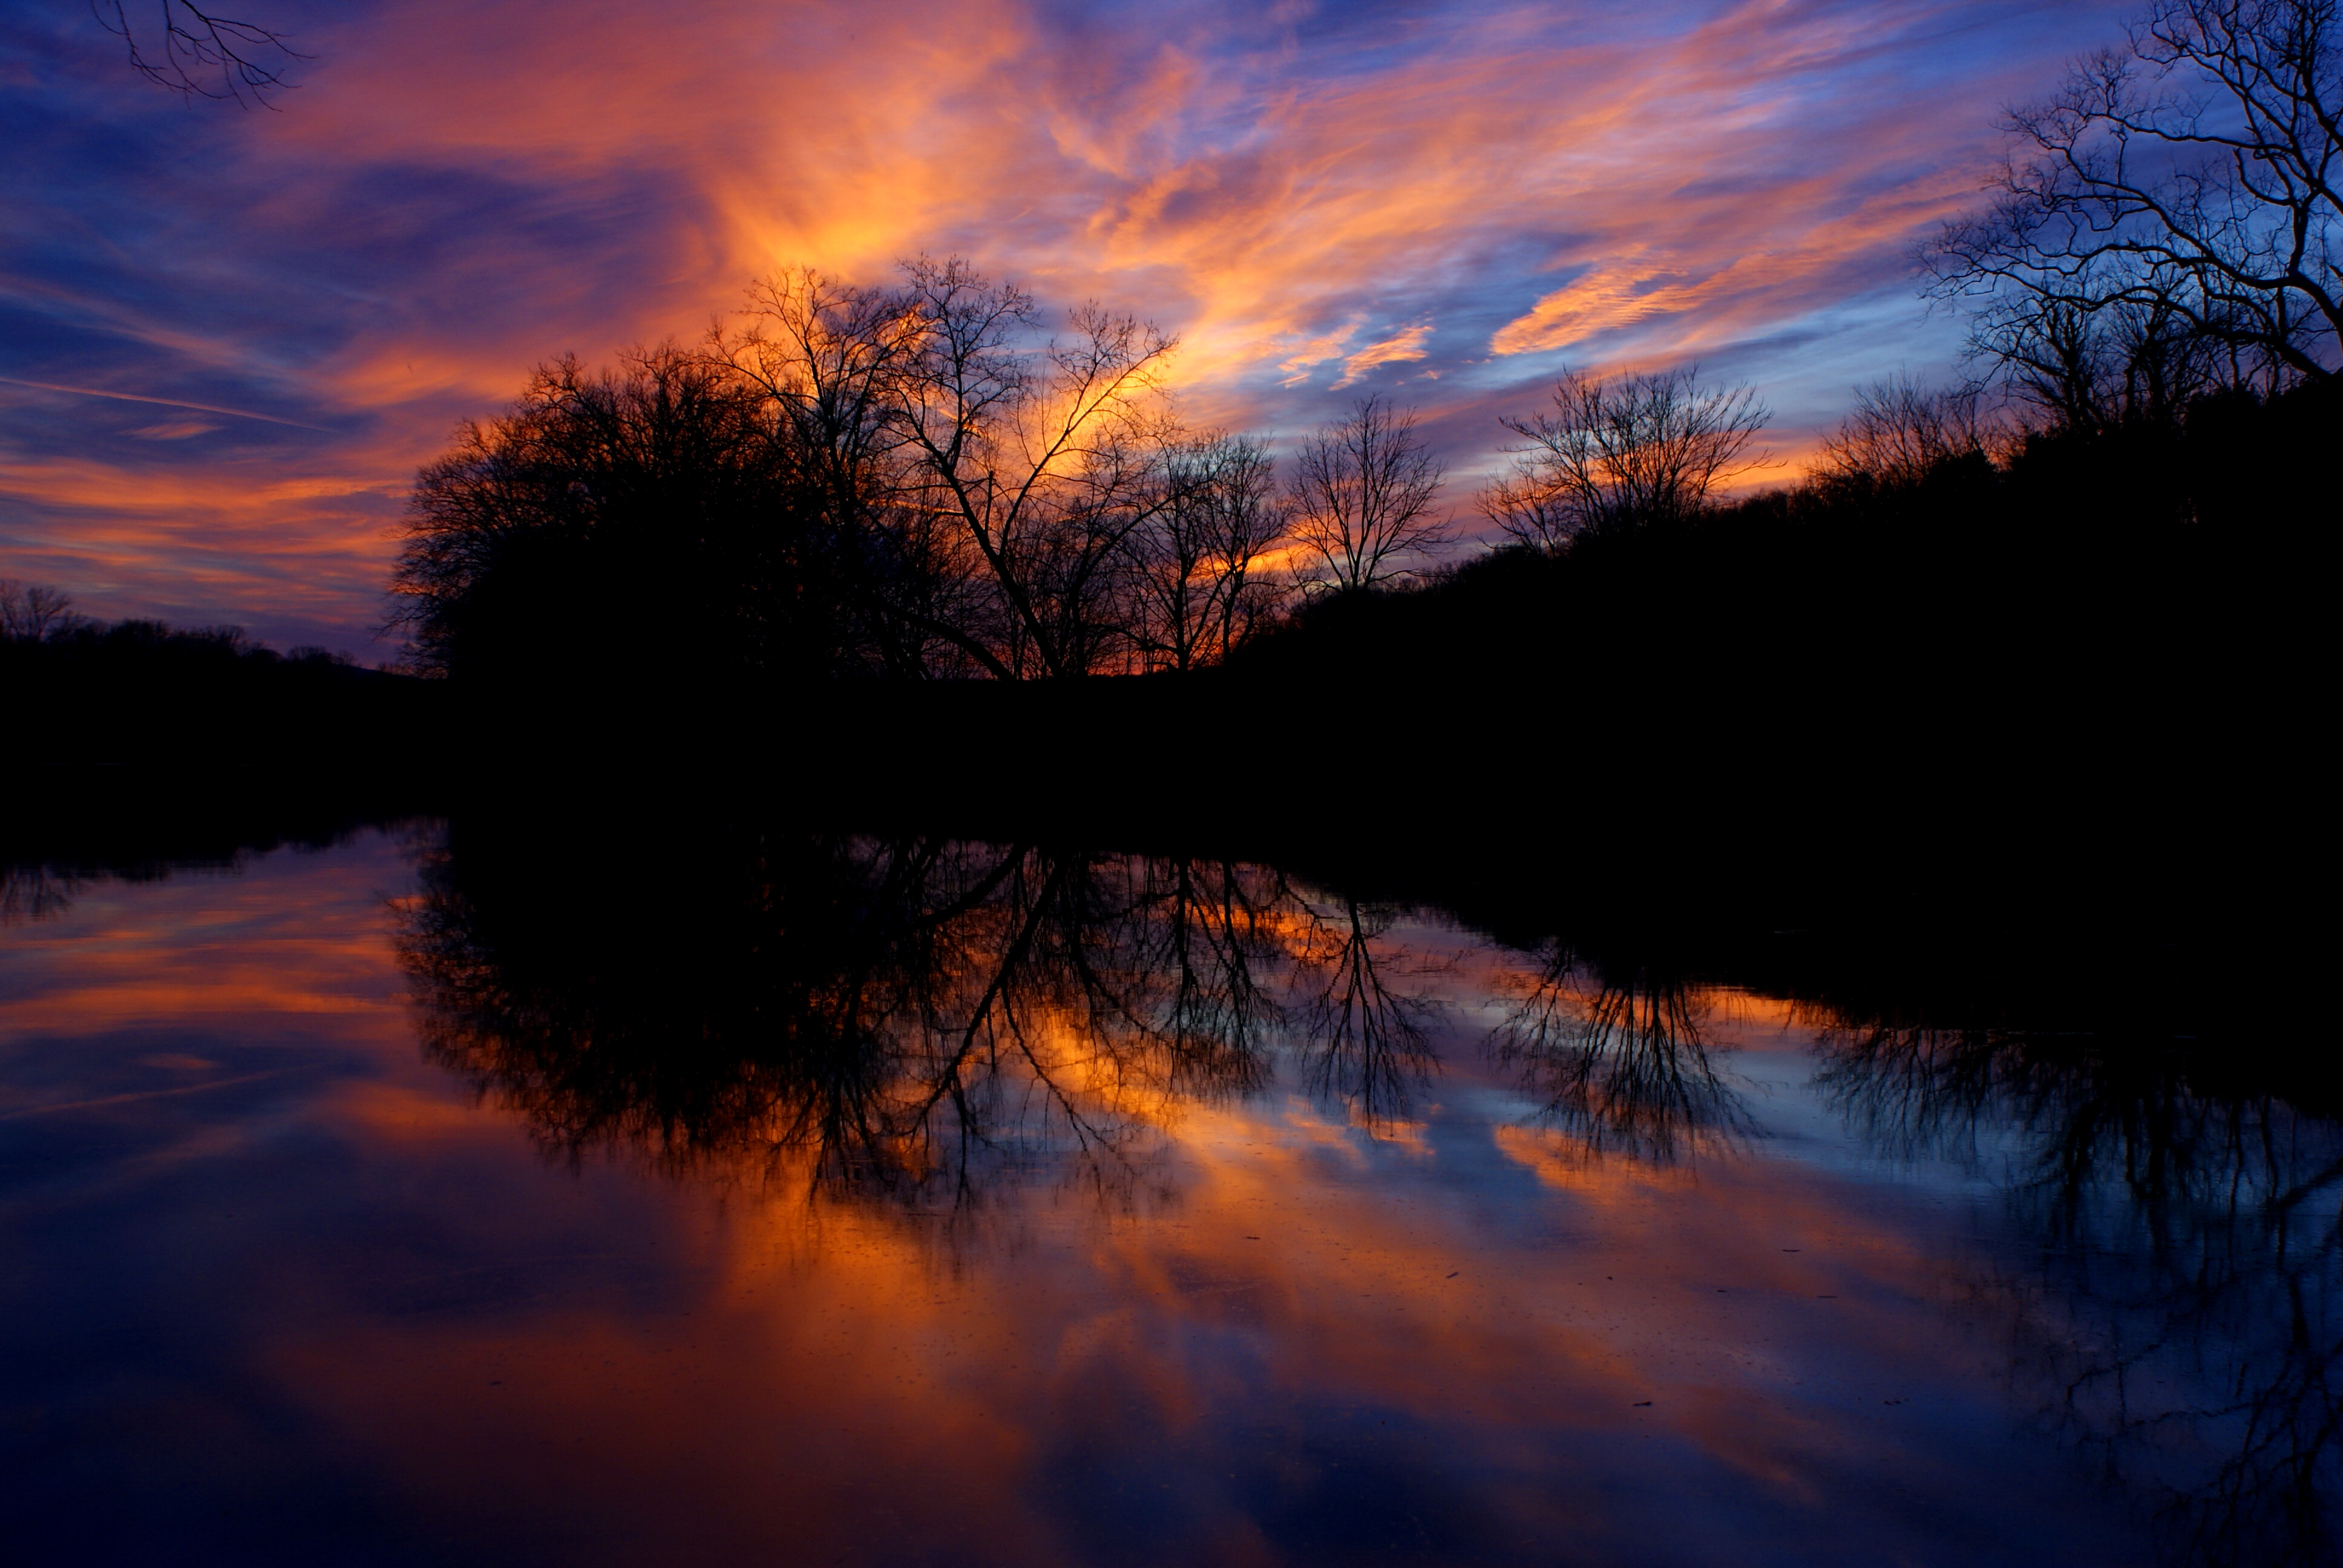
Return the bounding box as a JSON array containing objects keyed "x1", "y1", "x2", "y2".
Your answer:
[{"x1": 1, "y1": 824, "x2": 2333, "y2": 1566}]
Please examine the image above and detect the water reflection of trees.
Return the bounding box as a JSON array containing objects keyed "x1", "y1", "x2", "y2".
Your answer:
[
  {"x1": 0, "y1": 865, "x2": 87, "y2": 924},
  {"x1": 1293, "y1": 895, "x2": 1442, "y2": 1127},
  {"x1": 1487, "y1": 945, "x2": 1748, "y2": 1163},
  {"x1": 1815, "y1": 1016, "x2": 2343, "y2": 1567},
  {"x1": 396, "y1": 828, "x2": 1457, "y2": 1207}
]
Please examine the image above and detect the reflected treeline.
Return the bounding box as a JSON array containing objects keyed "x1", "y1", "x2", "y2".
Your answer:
[
  {"x1": 394, "y1": 823, "x2": 1467, "y2": 1207},
  {"x1": 394, "y1": 811, "x2": 2343, "y2": 1559},
  {"x1": 1815, "y1": 1013, "x2": 2343, "y2": 1566},
  {"x1": 1489, "y1": 944, "x2": 1749, "y2": 1163},
  {"x1": 0, "y1": 789, "x2": 418, "y2": 927}
]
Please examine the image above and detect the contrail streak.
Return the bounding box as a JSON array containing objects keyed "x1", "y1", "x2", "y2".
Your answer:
[{"x1": 0, "y1": 374, "x2": 331, "y2": 432}]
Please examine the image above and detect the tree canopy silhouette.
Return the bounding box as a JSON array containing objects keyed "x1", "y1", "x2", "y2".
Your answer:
[{"x1": 391, "y1": 344, "x2": 831, "y2": 693}]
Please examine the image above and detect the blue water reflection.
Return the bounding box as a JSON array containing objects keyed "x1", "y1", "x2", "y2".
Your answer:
[{"x1": 0, "y1": 826, "x2": 2330, "y2": 1566}]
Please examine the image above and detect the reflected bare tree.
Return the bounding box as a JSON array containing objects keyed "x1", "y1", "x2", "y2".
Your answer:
[
  {"x1": 1816, "y1": 1016, "x2": 2343, "y2": 1566},
  {"x1": 0, "y1": 866, "x2": 87, "y2": 924},
  {"x1": 1133, "y1": 857, "x2": 1286, "y2": 1099},
  {"x1": 398, "y1": 826, "x2": 1440, "y2": 1210},
  {"x1": 394, "y1": 811, "x2": 1480, "y2": 1204},
  {"x1": 1289, "y1": 893, "x2": 1442, "y2": 1128},
  {"x1": 1488, "y1": 946, "x2": 1749, "y2": 1162}
]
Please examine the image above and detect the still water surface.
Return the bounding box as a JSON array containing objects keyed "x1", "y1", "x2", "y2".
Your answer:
[{"x1": 1, "y1": 825, "x2": 2332, "y2": 1566}]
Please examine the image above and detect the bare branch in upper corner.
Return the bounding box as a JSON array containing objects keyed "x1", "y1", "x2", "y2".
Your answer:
[{"x1": 94, "y1": 1, "x2": 307, "y2": 106}]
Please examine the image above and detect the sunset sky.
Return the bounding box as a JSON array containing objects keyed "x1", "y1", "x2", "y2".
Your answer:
[{"x1": 2, "y1": 0, "x2": 2135, "y2": 654}]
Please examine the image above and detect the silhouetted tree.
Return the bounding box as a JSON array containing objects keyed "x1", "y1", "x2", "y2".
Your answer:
[
  {"x1": 1477, "y1": 367, "x2": 1768, "y2": 550},
  {"x1": 1128, "y1": 433, "x2": 1289, "y2": 670},
  {"x1": 1287, "y1": 396, "x2": 1452, "y2": 592},
  {"x1": 390, "y1": 344, "x2": 831, "y2": 691},
  {"x1": 1816, "y1": 375, "x2": 1999, "y2": 488},
  {"x1": 889, "y1": 259, "x2": 1182, "y2": 677},
  {"x1": 718, "y1": 258, "x2": 1197, "y2": 678},
  {"x1": 0, "y1": 579, "x2": 82, "y2": 642},
  {"x1": 717, "y1": 267, "x2": 1009, "y2": 679},
  {"x1": 1924, "y1": 0, "x2": 2340, "y2": 396}
]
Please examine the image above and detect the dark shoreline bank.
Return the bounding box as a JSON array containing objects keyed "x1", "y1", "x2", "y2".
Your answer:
[{"x1": 5, "y1": 660, "x2": 2319, "y2": 1092}]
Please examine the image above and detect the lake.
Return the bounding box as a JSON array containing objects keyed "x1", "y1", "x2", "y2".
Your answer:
[{"x1": 2, "y1": 820, "x2": 2331, "y2": 1566}]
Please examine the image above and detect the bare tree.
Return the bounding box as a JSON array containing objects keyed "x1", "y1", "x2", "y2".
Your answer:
[
  {"x1": 1127, "y1": 433, "x2": 1289, "y2": 670},
  {"x1": 1956, "y1": 289, "x2": 2252, "y2": 431},
  {"x1": 1923, "y1": 0, "x2": 2341, "y2": 396},
  {"x1": 1817, "y1": 375, "x2": 1999, "y2": 486},
  {"x1": 716, "y1": 268, "x2": 997, "y2": 678},
  {"x1": 0, "y1": 579, "x2": 81, "y2": 642},
  {"x1": 96, "y1": 1, "x2": 303, "y2": 104},
  {"x1": 1478, "y1": 367, "x2": 1769, "y2": 551},
  {"x1": 1287, "y1": 396, "x2": 1452, "y2": 592},
  {"x1": 882, "y1": 258, "x2": 1182, "y2": 678}
]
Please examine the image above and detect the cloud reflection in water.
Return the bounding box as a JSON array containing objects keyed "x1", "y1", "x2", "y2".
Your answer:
[{"x1": 0, "y1": 822, "x2": 2330, "y2": 1564}]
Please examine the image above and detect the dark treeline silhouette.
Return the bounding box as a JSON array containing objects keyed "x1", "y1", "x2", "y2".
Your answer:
[
  {"x1": 377, "y1": 0, "x2": 2332, "y2": 723},
  {"x1": 352, "y1": 304, "x2": 2331, "y2": 941},
  {"x1": 1228, "y1": 362, "x2": 2329, "y2": 736},
  {"x1": 4, "y1": 574, "x2": 438, "y2": 768},
  {"x1": 2, "y1": 580, "x2": 434, "y2": 771},
  {"x1": 358, "y1": 4, "x2": 2328, "y2": 924}
]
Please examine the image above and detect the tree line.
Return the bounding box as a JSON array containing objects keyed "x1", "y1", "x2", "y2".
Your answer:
[
  {"x1": 388, "y1": 3, "x2": 2332, "y2": 694},
  {"x1": 24, "y1": 0, "x2": 2331, "y2": 697}
]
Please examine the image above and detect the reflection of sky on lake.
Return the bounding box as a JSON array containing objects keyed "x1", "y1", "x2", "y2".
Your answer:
[{"x1": 0, "y1": 828, "x2": 2320, "y2": 1564}]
